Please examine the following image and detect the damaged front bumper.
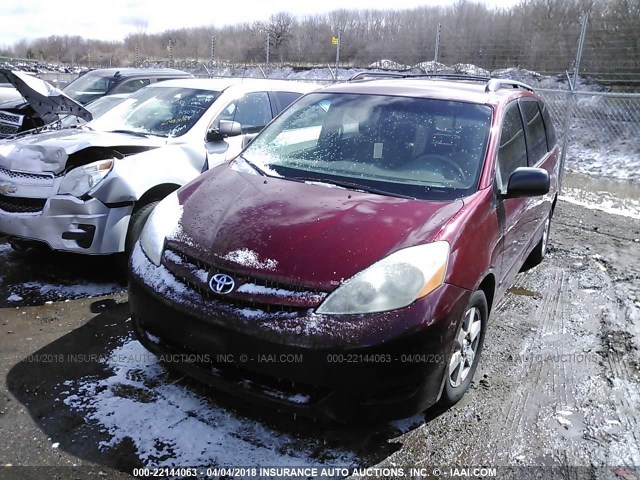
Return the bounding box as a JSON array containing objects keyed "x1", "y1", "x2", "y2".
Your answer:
[
  {"x1": 128, "y1": 243, "x2": 472, "y2": 422},
  {"x1": 0, "y1": 193, "x2": 132, "y2": 254}
]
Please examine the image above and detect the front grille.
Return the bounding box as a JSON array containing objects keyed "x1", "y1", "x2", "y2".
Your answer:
[
  {"x1": 0, "y1": 111, "x2": 21, "y2": 124},
  {"x1": 0, "y1": 124, "x2": 19, "y2": 136},
  {"x1": 162, "y1": 245, "x2": 327, "y2": 312},
  {"x1": 0, "y1": 167, "x2": 56, "y2": 181},
  {"x1": 0, "y1": 194, "x2": 46, "y2": 213}
]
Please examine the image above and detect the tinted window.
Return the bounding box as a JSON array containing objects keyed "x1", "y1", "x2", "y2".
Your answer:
[
  {"x1": 539, "y1": 100, "x2": 557, "y2": 149},
  {"x1": 217, "y1": 92, "x2": 272, "y2": 134},
  {"x1": 520, "y1": 100, "x2": 548, "y2": 164},
  {"x1": 113, "y1": 78, "x2": 150, "y2": 94},
  {"x1": 496, "y1": 103, "x2": 527, "y2": 192},
  {"x1": 274, "y1": 91, "x2": 303, "y2": 112}
]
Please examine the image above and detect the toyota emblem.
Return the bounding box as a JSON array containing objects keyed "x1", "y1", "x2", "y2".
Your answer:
[{"x1": 209, "y1": 273, "x2": 235, "y2": 295}]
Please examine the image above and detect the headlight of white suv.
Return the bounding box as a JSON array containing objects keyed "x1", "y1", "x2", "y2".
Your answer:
[
  {"x1": 58, "y1": 160, "x2": 113, "y2": 196},
  {"x1": 139, "y1": 191, "x2": 182, "y2": 266},
  {"x1": 316, "y1": 241, "x2": 450, "y2": 315}
]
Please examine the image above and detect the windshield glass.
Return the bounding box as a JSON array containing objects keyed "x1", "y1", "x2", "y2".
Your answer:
[
  {"x1": 63, "y1": 72, "x2": 118, "y2": 104},
  {"x1": 89, "y1": 86, "x2": 220, "y2": 137},
  {"x1": 243, "y1": 92, "x2": 492, "y2": 200}
]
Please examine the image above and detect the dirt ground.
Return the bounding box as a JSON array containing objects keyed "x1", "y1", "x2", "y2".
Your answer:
[{"x1": 0, "y1": 199, "x2": 638, "y2": 480}]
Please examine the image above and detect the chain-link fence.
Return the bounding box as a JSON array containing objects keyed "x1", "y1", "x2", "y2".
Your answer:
[{"x1": 538, "y1": 89, "x2": 640, "y2": 182}]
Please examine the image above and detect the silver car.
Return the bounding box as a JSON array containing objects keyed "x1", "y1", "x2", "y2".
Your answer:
[{"x1": 0, "y1": 78, "x2": 316, "y2": 255}]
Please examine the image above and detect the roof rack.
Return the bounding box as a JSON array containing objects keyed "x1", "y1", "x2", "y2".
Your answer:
[
  {"x1": 485, "y1": 78, "x2": 534, "y2": 92},
  {"x1": 348, "y1": 72, "x2": 491, "y2": 82},
  {"x1": 347, "y1": 72, "x2": 536, "y2": 93}
]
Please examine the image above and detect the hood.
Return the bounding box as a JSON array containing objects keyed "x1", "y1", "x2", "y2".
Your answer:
[
  {"x1": 175, "y1": 166, "x2": 463, "y2": 290},
  {"x1": 0, "y1": 69, "x2": 91, "y2": 122},
  {"x1": 0, "y1": 129, "x2": 163, "y2": 174}
]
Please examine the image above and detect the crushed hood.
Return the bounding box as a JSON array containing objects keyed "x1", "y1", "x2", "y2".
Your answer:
[
  {"x1": 0, "y1": 129, "x2": 163, "y2": 174},
  {"x1": 0, "y1": 69, "x2": 92, "y2": 122},
  {"x1": 175, "y1": 165, "x2": 463, "y2": 290}
]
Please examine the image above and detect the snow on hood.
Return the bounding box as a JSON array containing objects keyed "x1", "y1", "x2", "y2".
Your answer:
[
  {"x1": 0, "y1": 129, "x2": 162, "y2": 174},
  {"x1": 0, "y1": 68, "x2": 91, "y2": 122}
]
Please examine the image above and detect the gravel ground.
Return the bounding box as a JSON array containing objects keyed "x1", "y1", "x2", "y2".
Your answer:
[{"x1": 0, "y1": 199, "x2": 638, "y2": 480}]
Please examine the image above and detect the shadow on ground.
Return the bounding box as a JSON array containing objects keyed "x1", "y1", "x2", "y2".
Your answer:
[
  {"x1": 0, "y1": 242, "x2": 126, "y2": 307},
  {"x1": 6, "y1": 299, "x2": 448, "y2": 474}
]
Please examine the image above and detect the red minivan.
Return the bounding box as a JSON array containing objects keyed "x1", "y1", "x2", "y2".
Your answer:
[{"x1": 128, "y1": 74, "x2": 559, "y2": 422}]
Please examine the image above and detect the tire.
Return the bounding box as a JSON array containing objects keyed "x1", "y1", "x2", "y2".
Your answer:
[
  {"x1": 125, "y1": 201, "x2": 160, "y2": 254},
  {"x1": 116, "y1": 200, "x2": 159, "y2": 272},
  {"x1": 439, "y1": 290, "x2": 488, "y2": 406},
  {"x1": 525, "y1": 210, "x2": 552, "y2": 268}
]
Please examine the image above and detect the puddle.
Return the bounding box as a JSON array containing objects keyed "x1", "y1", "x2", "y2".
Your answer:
[
  {"x1": 508, "y1": 286, "x2": 541, "y2": 298},
  {"x1": 561, "y1": 172, "x2": 640, "y2": 219}
]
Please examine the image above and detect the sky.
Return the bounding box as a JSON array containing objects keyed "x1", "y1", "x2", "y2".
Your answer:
[{"x1": 1, "y1": 0, "x2": 520, "y2": 48}]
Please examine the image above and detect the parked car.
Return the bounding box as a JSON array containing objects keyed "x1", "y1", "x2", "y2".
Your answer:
[
  {"x1": 129, "y1": 74, "x2": 560, "y2": 422},
  {"x1": 0, "y1": 72, "x2": 22, "y2": 105},
  {"x1": 0, "y1": 68, "x2": 192, "y2": 137},
  {"x1": 0, "y1": 78, "x2": 316, "y2": 255}
]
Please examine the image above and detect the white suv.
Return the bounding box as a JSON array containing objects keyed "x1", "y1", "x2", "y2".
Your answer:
[{"x1": 0, "y1": 78, "x2": 316, "y2": 255}]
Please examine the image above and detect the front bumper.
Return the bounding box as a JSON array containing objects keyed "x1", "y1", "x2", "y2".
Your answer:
[
  {"x1": 0, "y1": 194, "x2": 132, "y2": 254},
  {"x1": 129, "y1": 244, "x2": 472, "y2": 422}
]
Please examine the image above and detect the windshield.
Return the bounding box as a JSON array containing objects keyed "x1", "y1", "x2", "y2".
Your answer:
[
  {"x1": 89, "y1": 86, "x2": 220, "y2": 137},
  {"x1": 63, "y1": 72, "x2": 118, "y2": 104},
  {"x1": 243, "y1": 92, "x2": 492, "y2": 200}
]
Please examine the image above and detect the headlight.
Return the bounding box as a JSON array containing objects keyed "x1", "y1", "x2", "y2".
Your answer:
[
  {"x1": 316, "y1": 241, "x2": 450, "y2": 315},
  {"x1": 58, "y1": 159, "x2": 113, "y2": 196},
  {"x1": 139, "y1": 192, "x2": 182, "y2": 266}
]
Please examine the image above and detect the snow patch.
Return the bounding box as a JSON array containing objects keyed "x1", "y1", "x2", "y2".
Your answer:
[
  {"x1": 7, "y1": 293, "x2": 23, "y2": 302},
  {"x1": 223, "y1": 248, "x2": 277, "y2": 271}
]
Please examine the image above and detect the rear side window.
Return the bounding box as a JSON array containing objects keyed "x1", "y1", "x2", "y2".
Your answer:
[
  {"x1": 539, "y1": 100, "x2": 557, "y2": 149},
  {"x1": 496, "y1": 103, "x2": 527, "y2": 192},
  {"x1": 113, "y1": 78, "x2": 150, "y2": 94},
  {"x1": 273, "y1": 91, "x2": 303, "y2": 113},
  {"x1": 520, "y1": 100, "x2": 548, "y2": 164}
]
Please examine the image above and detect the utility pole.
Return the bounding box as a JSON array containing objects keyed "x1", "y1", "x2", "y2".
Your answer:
[{"x1": 168, "y1": 39, "x2": 173, "y2": 67}]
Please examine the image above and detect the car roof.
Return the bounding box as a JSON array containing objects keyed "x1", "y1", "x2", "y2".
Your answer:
[
  {"x1": 319, "y1": 78, "x2": 537, "y2": 107},
  {"x1": 145, "y1": 77, "x2": 318, "y2": 93},
  {"x1": 84, "y1": 68, "x2": 191, "y2": 78}
]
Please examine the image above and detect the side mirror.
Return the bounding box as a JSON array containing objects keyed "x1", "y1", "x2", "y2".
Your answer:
[
  {"x1": 206, "y1": 120, "x2": 242, "y2": 142},
  {"x1": 503, "y1": 167, "x2": 550, "y2": 199},
  {"x1": 242, "y1": 133, "x2": 259, "y2": 149}
]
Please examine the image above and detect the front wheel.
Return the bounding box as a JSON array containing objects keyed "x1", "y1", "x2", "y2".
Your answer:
[
  {"x1": 439, "y1": 290, "x2": 488, "y2": 406},
  {"x1": 117, "y1": 200, "x2": 159, "y2": 272}
]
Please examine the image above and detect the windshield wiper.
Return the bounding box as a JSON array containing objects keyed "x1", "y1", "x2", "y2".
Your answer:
[
  {"x1": 294, "y1": 176, "x2": 416, "y2": 199},
  {"x1": 108, "y1": 129, "x2": 148, "y2": 138},
  {"x1": 235, "y1": 155, "x2": 266, "y2": 176}
]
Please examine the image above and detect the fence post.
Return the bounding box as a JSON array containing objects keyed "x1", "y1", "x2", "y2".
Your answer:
[
  {"x1": 559, "y1": 13, "x2": 588, "y2": 192},
  {"x1": 335, "y1": 30, "x2": 341, "y2": 72},
  {"x1": 211, "y1": 34, "x2": 215, "y2": 66},
  {"x1": 434, "y1": 23, "x2": 441, "y2": 67},
  {"x1": 265, "y1": 32, "x2": 270, "y2": 76}
]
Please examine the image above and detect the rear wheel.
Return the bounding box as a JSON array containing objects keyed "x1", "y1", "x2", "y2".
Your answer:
[
  {"x1": 440, "y1": 290, "x2": 488, "y2": 406},
  {"x1": 525, "y1": 210, "x2": 552, "y2": 268}
]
